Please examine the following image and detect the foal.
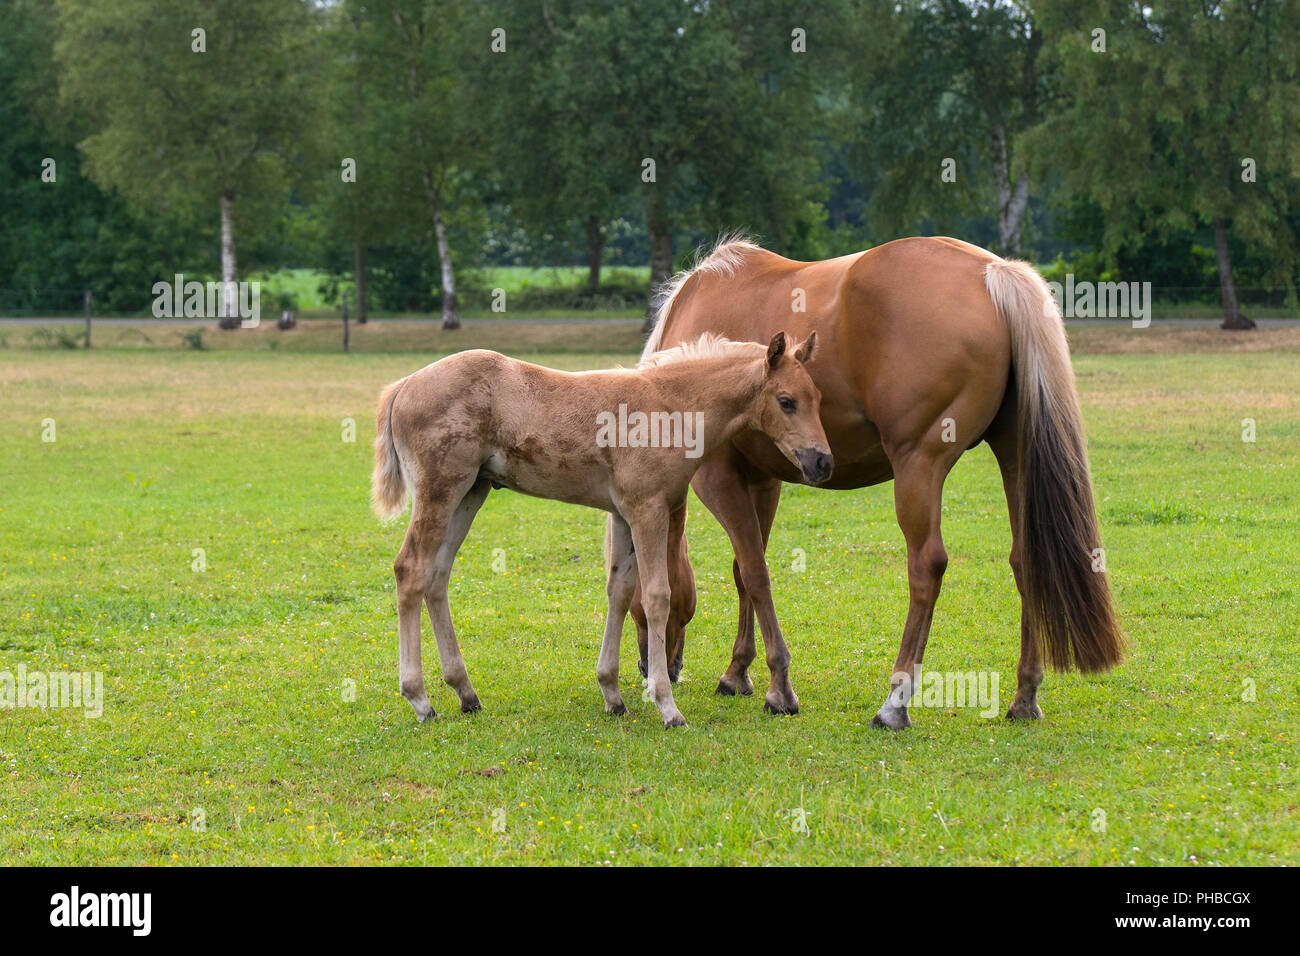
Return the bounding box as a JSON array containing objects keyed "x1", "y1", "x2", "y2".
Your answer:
[{"x1": 371, "y1": 331, "x2": 831, "y2": 728}]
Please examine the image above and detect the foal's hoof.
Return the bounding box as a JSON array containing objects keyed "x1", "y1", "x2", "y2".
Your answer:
[
  {"x1": 870, "y1": 706, "x2": 911, "y2": 730},
  {"x1": 662, "y1": 713, "x2": 687, "y2": 729},
  {"x1": 1006, "y1": 701, "x2": 1043, "y2": 720},
  {"x1": 606, "y1": 701, "x2": 628, "y2": 716},
  {"x1": 459, "y1": 695, "x2": 482, "y2": 714}
]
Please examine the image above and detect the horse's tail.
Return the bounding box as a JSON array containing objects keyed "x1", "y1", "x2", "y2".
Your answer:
[
  {"x1": 985, "y1": 259, "x2": 1125, "y2": 673},
  {"x1": 371, "y1": 377, "x2": 409, "y2": 520}
]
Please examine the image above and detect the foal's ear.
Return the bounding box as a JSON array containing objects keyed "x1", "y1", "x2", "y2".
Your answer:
[
  {"x1": 766, "y1": 331, "x2": 788, "y2": 369},
  {"x1": 794, "y1": 331, "x2": 817, "y2": 364}
]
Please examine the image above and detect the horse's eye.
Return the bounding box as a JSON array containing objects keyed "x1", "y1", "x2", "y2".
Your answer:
[{"x1": 778, "y1": 396, "x2": 797, "y2": 414}]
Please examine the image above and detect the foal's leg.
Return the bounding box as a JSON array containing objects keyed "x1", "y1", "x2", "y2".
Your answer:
[
  {"x1": 394, "y1": 499, "x2": 447, "y2": 722},
  {"x1": 989, "y1": 434, "x2": 1043, "y2": 720},
  {"x1": 598, "y1": 515, "x2": 637, "y2": 715},
  {"x1": 693, "y1": 463, "x2": 798, "y2": 715},
  {"x1": 871, "y1": 450, "x2": 955, "y2": 730},
  {"x1": 424, "y1": 478, "x2": 491, "y2": 713},
  {"x1": 627, "y1": 503, "x2": 687, "y2": 728},
  {"x1": 636, "y1": 501, "x2": 690, "y2": 682}
]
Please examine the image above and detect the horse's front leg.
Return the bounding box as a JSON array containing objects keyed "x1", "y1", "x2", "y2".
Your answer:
[
  {"x1": 627, "y1": 503, "x2": 686, "y2": 728},
  {"x1": 694, "y1": 464, "x2": 797, "y2": 714},
  {"x1": 598, "y1": 515, "x2": 637, "y2": 715}
]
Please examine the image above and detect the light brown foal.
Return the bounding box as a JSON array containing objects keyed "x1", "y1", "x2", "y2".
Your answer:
[
  {"x1": 371, "y1": 332, "x2": 831, "y2": 728},
  {"x1": 628, "y1": 235, "x2": 1124, "y2": 728}
]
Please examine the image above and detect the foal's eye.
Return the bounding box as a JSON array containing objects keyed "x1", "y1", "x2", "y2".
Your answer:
[{"x1": 778, "y1": 396, "x2": 797, "y2": 414}]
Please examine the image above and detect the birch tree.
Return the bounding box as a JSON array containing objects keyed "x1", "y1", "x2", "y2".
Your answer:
[{"x1": 54, "y1": 0, "x2": 319, "y2": 325}]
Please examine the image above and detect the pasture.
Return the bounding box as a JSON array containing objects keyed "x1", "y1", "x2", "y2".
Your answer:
[{"x1": 1, "y1": 327, "x2": 1297, "y2": 865}]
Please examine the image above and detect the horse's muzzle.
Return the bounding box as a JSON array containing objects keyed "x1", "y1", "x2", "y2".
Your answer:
[{"x1": 797, "y1": 448, "x2": 833, "y2": 484}]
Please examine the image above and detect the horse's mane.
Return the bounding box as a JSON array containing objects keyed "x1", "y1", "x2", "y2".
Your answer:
[
  {"x1": 641, "y1": 232, "x2": 762, "y2": 363},
  {"x1": 638, "y1": 332, "x2": 756, "y2": 369}
]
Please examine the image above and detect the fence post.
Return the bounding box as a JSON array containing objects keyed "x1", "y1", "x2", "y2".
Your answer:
[
  {"x1": 342, "y1": 290, "x2": 350, "y2": 353},
  {"x1": 83, "y1": 289, "x2": 91, "y2": 349}
]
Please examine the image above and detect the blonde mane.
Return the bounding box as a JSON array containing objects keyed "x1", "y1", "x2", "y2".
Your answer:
[
  {"x1": 639, "y1": 332, "x2": 757, "y2": 369},
  {"x1": 641, "y1": 232, "x2": 763, "y2": 363}
]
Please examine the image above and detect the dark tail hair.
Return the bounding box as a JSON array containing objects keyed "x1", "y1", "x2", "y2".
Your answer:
[{"x1": 986, "y1": 259, "x2": 1125, "y2": 673}]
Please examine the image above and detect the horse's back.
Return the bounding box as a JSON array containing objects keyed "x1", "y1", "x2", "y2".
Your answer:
[{"x1": 660, "y1": 236, "x2": 1014, "y2": 481}]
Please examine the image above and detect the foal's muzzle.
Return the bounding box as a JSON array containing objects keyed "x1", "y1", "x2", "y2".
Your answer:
[{"x1": 797, "y1": 448, "x2": 833, "y2": 484}]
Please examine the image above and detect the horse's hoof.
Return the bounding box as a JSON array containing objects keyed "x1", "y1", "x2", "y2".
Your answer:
[
  {"x1": 637, "y1": 658, "x2": 648, "y2": 679},
  {"x1": 662, "y1": 713, "x2": 687, "y2": 729},
  {"x1": 763, "y1": 699, "x2": 800, "y2": 716},
  {"x1": 870, "y1": 706, "x2": 911, "y2": 730},
  {"x1": 460, "y1": 695, "x2": 482, "y2": 714},
  {"x1": 415, "y1": 709, "x2": 438, "y2": 724},
  {"x1": 668, "y1": 667, "x2": 681, "y2": 684},
  {"x1": 606, "y1": 701, "x2": 628, "y2": 716},
  {"x1": 1006, "y1": 701, "x2": 1043, "y2": 720},
  {"x1": 715, "y1": 675, "x2": 754, "y2": 697}
]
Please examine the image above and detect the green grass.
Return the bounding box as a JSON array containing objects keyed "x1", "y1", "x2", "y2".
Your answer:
[{"x1": 1, "y1": 343, "x2": 1297, "y2": 865}]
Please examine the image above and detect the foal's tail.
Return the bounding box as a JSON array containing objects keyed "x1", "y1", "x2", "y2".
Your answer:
[
  {"x1": 985, "y1": 259, "x2": 1125, "y2": 673},
  {"x1": 371, "y1": 377, "x2": 410, "y2": 521}
]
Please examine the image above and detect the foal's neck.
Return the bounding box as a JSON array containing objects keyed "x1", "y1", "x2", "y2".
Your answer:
[{"x1": 646, "y1": 355, "x2": 765, "y2": 454}]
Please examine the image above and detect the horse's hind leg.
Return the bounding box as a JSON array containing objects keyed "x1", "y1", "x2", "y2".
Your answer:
[
  {"x1": 872, "y1": 450, "x2": 955, "y2": 730},
  {"x1": 598, "y1": 515, "x2": 637, "y2": 715},
  {"x1": 424, "y1": 477, "x2": 491, "y2": 713},
  {"x1": 989, "y1": 433, "x2": 1043, "y2": 720}
]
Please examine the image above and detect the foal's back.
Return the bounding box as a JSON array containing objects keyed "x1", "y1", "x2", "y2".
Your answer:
[{"x1": 394, "y1": 349, "x2": 638, "y2": 509}]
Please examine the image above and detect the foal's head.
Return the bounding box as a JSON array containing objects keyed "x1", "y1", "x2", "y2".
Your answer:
[{"x1": 753, "y1": 331, "x2": 832, "y2": 484}]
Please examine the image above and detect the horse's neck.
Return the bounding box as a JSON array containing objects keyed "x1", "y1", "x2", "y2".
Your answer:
[{"x1": 647, "y1": 357, "x2": 763, "y2": 451}]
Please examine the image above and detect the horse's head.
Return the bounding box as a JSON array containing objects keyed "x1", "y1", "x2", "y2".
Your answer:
[{"x1": 753, "y1": 331, "x2": 832, "y2": 484}]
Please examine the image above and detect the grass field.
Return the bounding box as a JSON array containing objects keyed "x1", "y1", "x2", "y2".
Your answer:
[{"x1": 1, "y1": 329, "x2": 1297, "y2": 865}]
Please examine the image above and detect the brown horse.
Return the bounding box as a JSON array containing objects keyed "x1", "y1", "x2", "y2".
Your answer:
[
  {"x1": 371, "y1": 332, "x2": 830, "y2": 728},
  {"x1": 626, "y1": 235, "x2": 1124, "y2": 728}
]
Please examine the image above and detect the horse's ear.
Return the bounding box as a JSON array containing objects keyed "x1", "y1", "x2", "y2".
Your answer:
[
  {"x1": 794, "y1": 331, "x2": 817, "y2": 364},
  {"x1": 766, "y1": 331, "x2": 787, "y2": 369}
]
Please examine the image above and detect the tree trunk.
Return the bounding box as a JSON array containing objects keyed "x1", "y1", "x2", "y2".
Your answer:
[
  {"x1": 219, "y1": 189, "x2": 238, "y2": 329},
  {"x1": 351, "y1": 25, "x2": 367, "y2": 325},
  {"x1": 1214, "y1": 218, "x2": 1254, "y2": 330},
  {"x1": 353, "y1": 232, "x2": 367, "y2": 323},
  {"x1": 644, "y1": 193, "x2": 673, "y2": 333},
  {"x1": 585, "y1": 216, "x2": 604, "y2": 290},
  {"x1": 426, "y1": 181, "x2": 459, "y2": 330},
  {"x1": 990, "y1": 122, "x2": 1028, "y2": 256}
]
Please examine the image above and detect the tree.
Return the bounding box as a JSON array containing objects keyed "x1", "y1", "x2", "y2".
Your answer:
[
  {"x1": 1, "y1": 0, "x2": 206, "y2": 316},
  {"x1": 351, "y1": 0, "x2": 485, "y2": 330},
  {"x1": 1031, "y1": 0, "x2": 1300, "y2": 329},
  {"x1": 482, "y1": 2, "x2": 629, "y2": 290},
  {"x1": 845, "y1": 0, "x2": 1046, "y2": 256},
  {"x1": 55, "y1": 0, "x2": 320, "y2": 326},
  {"x1": 492, "y1": 0, "x2": 836, "y2": 328}
]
